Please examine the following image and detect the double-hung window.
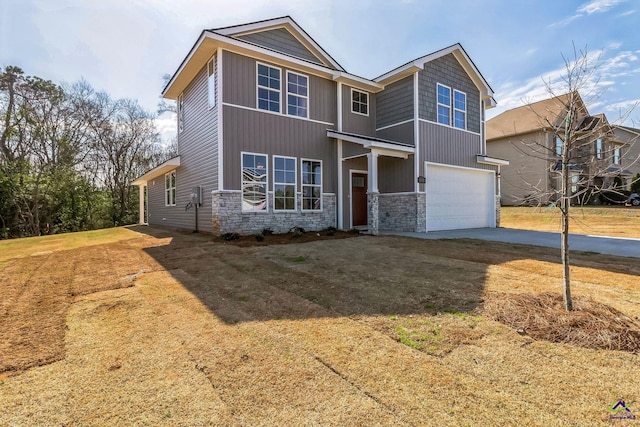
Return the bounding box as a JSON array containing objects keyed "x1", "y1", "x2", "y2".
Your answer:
[
  {"x1": 453, "y1": 90, "x2": 466, "y2": 129},
  {"x1": 274, "y1": 156, "x2": 296, "y2": 210},
  {"x1": 287, "y1": 71, "x2": 308, "y2": 118},
  {"x1": 302, "y1": 159, "x2": 322, "y2": 211},
  {"x1": 437, "y1": 84, "x2": 451, "y2": 126},
  {"x1": 352, "y1": 89, "x2": 368, "y2": 115},
  {"x1": 257, "y1": 64, "x2": 281, "y2": 113},
  {"x1": 242, "y1": 153, "x2": 268, "y2": 211},
  {"x1": 208, "y1": 56, "x2": 216, "y2": 109},
  {"x1": 614, "y1": 147, "x2": 621, "y2": 165},
  {"x1": 165, "y1": 171, "x2": 176, "y2": 206},
  {"x1": 555, "y1": 136, "x2": 563, "y2": 156},
  {"x1": 596, "y1": 138, "x2": 602, "y2": 159}
]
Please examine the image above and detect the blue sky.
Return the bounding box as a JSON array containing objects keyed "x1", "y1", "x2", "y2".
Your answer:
[{"x1": 1, "y1": 0, "x2": 639, "y2": 140}]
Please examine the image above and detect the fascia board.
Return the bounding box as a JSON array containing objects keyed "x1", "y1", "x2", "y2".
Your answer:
[{"x1": 132, "y1": 157, "x2": 181, "y2": 185}]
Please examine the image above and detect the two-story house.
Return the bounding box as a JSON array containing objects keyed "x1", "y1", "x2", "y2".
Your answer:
[
  {"x1": 486, "y1": 93, "x2": 635, "y2": 206},
  {"x1": 133, "y1": 16, "x2": 506, "y2": 234}
]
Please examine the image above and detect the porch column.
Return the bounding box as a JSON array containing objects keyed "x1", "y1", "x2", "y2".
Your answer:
[
  {"x1": 367, "y1": 152, "x2": 379, "y2": 235},
  {"x1": 367, "y1": 152, "x2": 379, "y2": 193},
  {"x1": 138, "y1": 184, "x2": 146, "y2": 225}
]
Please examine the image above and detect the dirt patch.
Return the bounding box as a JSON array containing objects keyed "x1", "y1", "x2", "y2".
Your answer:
[
  {"x1": 0, "y1": 238, "x2": 159, "y2": 376},
  {"x1": 483, "y1": 292, "x2": 640, "y2": 353},
  {"x1": 216, "y1": 228, "x2": 361, "y2": 247}
]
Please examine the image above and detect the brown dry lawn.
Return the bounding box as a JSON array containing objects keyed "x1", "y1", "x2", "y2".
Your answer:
[
  {"x1": 501, "y1": 206, "x2": 640, "y2": 238},
  {"x1": 1, "y1": 223, "x2": 639, "y2": 426}
]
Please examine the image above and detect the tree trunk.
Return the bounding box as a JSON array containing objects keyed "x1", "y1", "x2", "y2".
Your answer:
[{"x1": 561, "y1": 106, "x2": 573, "y2": 311}]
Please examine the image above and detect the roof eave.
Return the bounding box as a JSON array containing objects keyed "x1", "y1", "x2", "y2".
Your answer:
[{"x1": 132, "y1": 156, "x2": 181, "y2": 185}]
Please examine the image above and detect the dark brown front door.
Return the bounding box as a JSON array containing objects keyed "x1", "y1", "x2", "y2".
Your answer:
[{"x1": 352, "y1": 173, "x2": 367, "y2": 227}]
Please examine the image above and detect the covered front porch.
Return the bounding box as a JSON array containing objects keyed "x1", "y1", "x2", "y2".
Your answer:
[{"x1": 328, "y1": 130, "x2": 417, "y2": 235}]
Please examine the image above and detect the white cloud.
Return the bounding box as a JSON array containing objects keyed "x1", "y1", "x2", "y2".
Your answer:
[
  {"x1": 577, "y1": 0, "x2": 626, "y2": 14},
  {"x1": 618, "y1": 9, "x2": 636, "y2": 16}
]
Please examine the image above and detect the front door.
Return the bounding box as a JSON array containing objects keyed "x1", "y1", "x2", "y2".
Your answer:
[{"x1": 351, "y1": 172, "x2": 368, "y2": 227}]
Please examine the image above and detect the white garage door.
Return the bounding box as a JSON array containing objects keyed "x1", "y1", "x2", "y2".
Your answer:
[{"x1": 425, "y1": 163, "x2": 495, "y2": 231}]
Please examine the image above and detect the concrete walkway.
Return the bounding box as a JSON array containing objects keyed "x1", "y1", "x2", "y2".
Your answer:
[{"x1": 380, "y1": 228, "x2": 640, "y2": 259}]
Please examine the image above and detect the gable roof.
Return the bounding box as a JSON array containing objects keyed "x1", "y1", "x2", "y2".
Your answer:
[
  {"x1": 486, "y1": 93, "x2": 589, "y2": 140},
  {"x1": 162, "y1": 16, "x2": 382, "y2": 100},
  {"x1": 374, "y1": 43, "x2": 496, "y2": 108},
  {"x1": 213, "y1": 16, "x2": 344, "y2": 71}
]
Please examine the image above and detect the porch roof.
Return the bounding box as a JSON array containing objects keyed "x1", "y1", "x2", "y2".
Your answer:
[
  {"x1": 327, "y1": 130, "x2": 415, "y2": 158},
  {"x1": 132, "y1": 156, "x2": 181, "y2": 186}
]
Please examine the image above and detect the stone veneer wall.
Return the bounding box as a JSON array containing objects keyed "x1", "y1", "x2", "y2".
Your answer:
[
  {"x1": 211, "y1": 190, "x2": 336, "y2": 235},
  {"x1": 495, "y1": 195, "x2": 501, "y2": 227},
  {"x1": 378, "y1": 192, "x2": 426, "y2": 232}
]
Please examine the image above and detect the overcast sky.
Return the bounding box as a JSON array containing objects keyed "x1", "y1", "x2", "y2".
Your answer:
[{"x1": 2, "y1": 0, "x2": 639, "y2": 141}]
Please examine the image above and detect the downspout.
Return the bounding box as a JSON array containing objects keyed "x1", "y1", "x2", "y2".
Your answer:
[
  {"x1": 337, "y1": 81, "x2": 344, "y2": 229},
  {"x1": 413, "y1": 71, "x2": 420, "y2": 193}
]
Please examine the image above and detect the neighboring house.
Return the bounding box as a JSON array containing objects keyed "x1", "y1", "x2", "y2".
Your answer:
[
  {"x1": 613, "y1": 125, "x2": 640, "y2": 182},
  {"x1": 133, "y1": 16, "x2": 506, "y2": 234},
  {"x1": 486, "y1": 93, "x2": 636, "y2": 206}
]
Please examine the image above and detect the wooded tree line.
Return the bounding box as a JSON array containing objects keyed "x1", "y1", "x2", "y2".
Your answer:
[{"x1": 0, "y1": 66, "x2": 174, "y2": 239}]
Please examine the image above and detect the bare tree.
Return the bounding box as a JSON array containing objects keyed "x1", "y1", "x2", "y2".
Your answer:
[{"x1": 513, "y1": 46, "x2": 637, "y2": 310}]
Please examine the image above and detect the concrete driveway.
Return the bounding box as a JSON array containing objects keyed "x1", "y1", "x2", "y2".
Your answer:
[{"x1": 382, "y1": 228, "x2": 640, "y2": 259}]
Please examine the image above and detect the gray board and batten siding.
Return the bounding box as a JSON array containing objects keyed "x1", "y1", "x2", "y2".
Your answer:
[
  {"x1": 419, "y1": 121, "x2": 494, "y2": 172},
  {"x1": 222, "y1": 51, "x2": 336, "y2": 124},
  {"x1": 419, "y1": 53, "x2": 481, "y2": 134},
  {"x1": 222, "y1": 106, "x2": 337, "y2": 193},
  {"x1": 235, "y1": 28, "x2": 326, "y2": 66},
  {"x1": 148, "y1": 60, "x2": 218, "y2": 231},
  {"x1": 341, "y1": 85, "x2": 376, "y2": 137}
]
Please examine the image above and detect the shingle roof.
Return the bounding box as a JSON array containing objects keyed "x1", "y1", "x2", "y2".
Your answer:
[{"x1": 487, "y1": 93, "x2": 586, "y2": 140}]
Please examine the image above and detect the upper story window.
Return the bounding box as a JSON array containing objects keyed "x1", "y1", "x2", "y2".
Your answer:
[
  {"x1": 274, "y1": 156, "x2": 297, "y2": 211},
  {"x1": 596, "y1": 138, "x2": 602, "y2": 159},
  {"x1": 555, "y1": 136, "x2": 563, "y2": 156},
  {"x1": 257, "y1": 63, "x2": 281, "y2": 113},
  {"x1": 165, "y1": 171, "x2": 176, "y2": 206},
  {"x1": 178, "y1": 94, "x2": 184, "y2": 133},
  {"x1": 208, "y1": 57, "x2": 216, "y2": 109},
  {"x1": 453, "y1": 90, "x2": 466, "y2": 129},
  {"x1": 242, "y1": 153, "x2": 268, "y2": 211},
  {"x1": 302, "y1": 159, "x2": 322, "y2": 211},
  {"x1": 286, "y1": 71, "x2": 308, "y2": 118},
  {"x1": 437, "y1": 84, "x2": 451, "y2": 126},
  {"x1": 351, "y1": 89, "x2": 368, "y2": 116},
  {"x1": 614, "y1": 147, "x2": 621, "y2": 165}
]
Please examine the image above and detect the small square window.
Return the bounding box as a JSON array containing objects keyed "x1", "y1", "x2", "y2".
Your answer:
[{"x1": 351, "y1": 89, "x2": 368, "y2": 115}]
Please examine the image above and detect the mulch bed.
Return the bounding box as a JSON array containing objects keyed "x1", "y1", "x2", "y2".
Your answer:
[
  {"x1": 216, "y1": 228, "x2": 362, "y2": 247},
  {"x1": 482, "y1": 292, "x2": 640, "y2": 353}
]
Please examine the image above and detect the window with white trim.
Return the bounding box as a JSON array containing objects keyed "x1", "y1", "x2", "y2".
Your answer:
[
  {"x1": 208, "y1": 57, "x2": 216, "y2": 109},
  {"x1": 302, "y1": 159, "x2": 322, "y2": 211},
  {"x1": 453, "y1": 90, "x2": 466, "y2": 129},
  {"x1": 351, "y1": 89, "x2": 368, "y2": 115},
  {"x1": 257, "y1": 63, "x2": 281, "y2": 113},
  {"x1": 178, "y1": 94, "x2": 184, "y2": 133},
  {"x1": 242, "y1": 153, "x2": 268, "y2": 211},
  {"x1": 614, "y1": 147, "x2": 621, "y2": 165},
  {"x1": 273, "y1": 156, "x2": 296, "y2": 211},
  {"x1": 555, "y1": 136, "x2": 563, "y2": 156},
  {"x1": 437, "y1": 83, "x2": 451, "y2": 126},
  {"x1": 286, "y1": 71, "x2": 308, "y2": 118},
  {"x1": 165, "y1": 171, "x2": 176, "y2": 206},
  {"x1": 596, "y1": 138, "x2": 602, "y2": 159}
]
